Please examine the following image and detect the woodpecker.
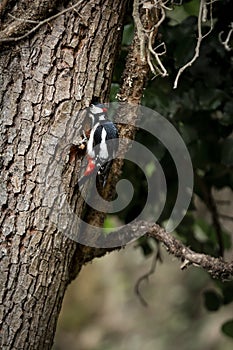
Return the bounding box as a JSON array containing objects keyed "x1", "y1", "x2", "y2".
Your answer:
[{"x1": 78, "y1": 103, "x2": 119, "y2": 187}]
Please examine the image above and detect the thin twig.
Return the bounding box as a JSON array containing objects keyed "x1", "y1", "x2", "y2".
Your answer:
[
  {"x1": 0, "y1": 0, "x2": 84, "y2": 43},
  {"x1": 219, "y1": 23, "x2": 233, "y2": 52},
  {"x1": 148, "y1": 38, "x2": 168, "y2": 76},
  {"x1": 135, "y1": 243, "x2": 162, "y2": 307},
  {"x1": 154, "y1": 6, "x2": 166, "y2": 28},
  {"x1": 8, "y1": 13, "x2": 40, "y2": 24},
  {"x1": 133, "y1": 0, "x2": 168, "y2": 76},
  {"x1": 173, "y1": 0, "x2": 214, "y2": 89},
  {"x1": 202, "y1": 0, "x2": 214, "y2": 38}
]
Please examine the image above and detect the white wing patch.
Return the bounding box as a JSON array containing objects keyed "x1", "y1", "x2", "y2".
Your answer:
[
  {"x1": 87, "y1": 123, "x2": 99, "y2": 158},
  {"x1": 99, "y1": 128, "x2": 109, "y2": 160}
]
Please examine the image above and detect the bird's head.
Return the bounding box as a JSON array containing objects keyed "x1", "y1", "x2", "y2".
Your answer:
[{"x1": 89, "y1": 103, "x2": 108, "y2": 123}]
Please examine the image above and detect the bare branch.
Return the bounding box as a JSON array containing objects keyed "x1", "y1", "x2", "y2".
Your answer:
[
  {"x1": 132, "y1": 0, "x2": 168, "y2": 77},
  {"x1": 173, "y1": 0, "x2": 214, "y2": 89},
  {"x1": 8, "y1": 13, "x2": 40, "y2": 24},
  {"x1": 148, "y1": 39, "x2": 168, "y2": 77},
  {"x1": 219, "y1": 22, "x2": 233, "y2": 52},
  {"x1": 0, "y1": 0, "x2": 85, "y2": 44},
  {"x1": 135, "y1": 243, "x2": 162, "y2": 307},
  {"x1": 103, "y1": 221, "x2": 233, "y2": 280},
  {"x1": 147, "y1": 223, "x2": 233, "y2": 280}
]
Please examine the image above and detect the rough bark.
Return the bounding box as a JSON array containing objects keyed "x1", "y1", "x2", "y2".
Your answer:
[{"x1": 0, "y1": 1, "x2": 126, "y2": 348}]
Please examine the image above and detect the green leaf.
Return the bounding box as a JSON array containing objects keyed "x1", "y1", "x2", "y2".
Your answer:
[
  {"x1": 103, "y1": 216, "x2": 119, "y2": 235},
  {"x1": 203, "y1": 290, "x2": 222, "y2": 311},
  {"x1": 183, "y1": 0, "x2": 200, "y2": 16},
  {"x1": 167, "y1": 0, "x2": 199, "y2": 26},
  {"x1": 222, "y1": 320, "x2": 233, "y2": 338}
]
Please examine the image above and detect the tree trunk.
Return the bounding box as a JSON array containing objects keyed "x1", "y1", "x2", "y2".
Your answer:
[{"x1": 0, "y1": 1, "x2": 126, "y2": 348}]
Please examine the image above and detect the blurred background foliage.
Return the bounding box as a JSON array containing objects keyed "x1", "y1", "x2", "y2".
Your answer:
[{"x1": 54, "y1": 0, "x2": 233, "y2": 348}]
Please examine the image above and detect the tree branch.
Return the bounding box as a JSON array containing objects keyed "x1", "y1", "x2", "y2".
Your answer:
[
  {"x1": 71, "y1": 2, "x2": 232, "y2": 284},
  {"x1": 101, "y1": 220, "x2": 233, "y2": 280},
  {"x1": 173, "y1": 0, "x2": 214, "y2": 89},
  {"x1": 132, "y1": 0, "x2": 168, "y2": 78},
  {"x1": 147, "y1": 224, "x2": 232, "y2": 280},
  {"x1": 135, "y1": 243, "x2": 162, "y2": 307},
  {"x1": 0, "y1": 0, "x2": 85, "y2": 44},
  {"x1": 219, "y1": 22, "x2": 233, "y2": 52}
]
